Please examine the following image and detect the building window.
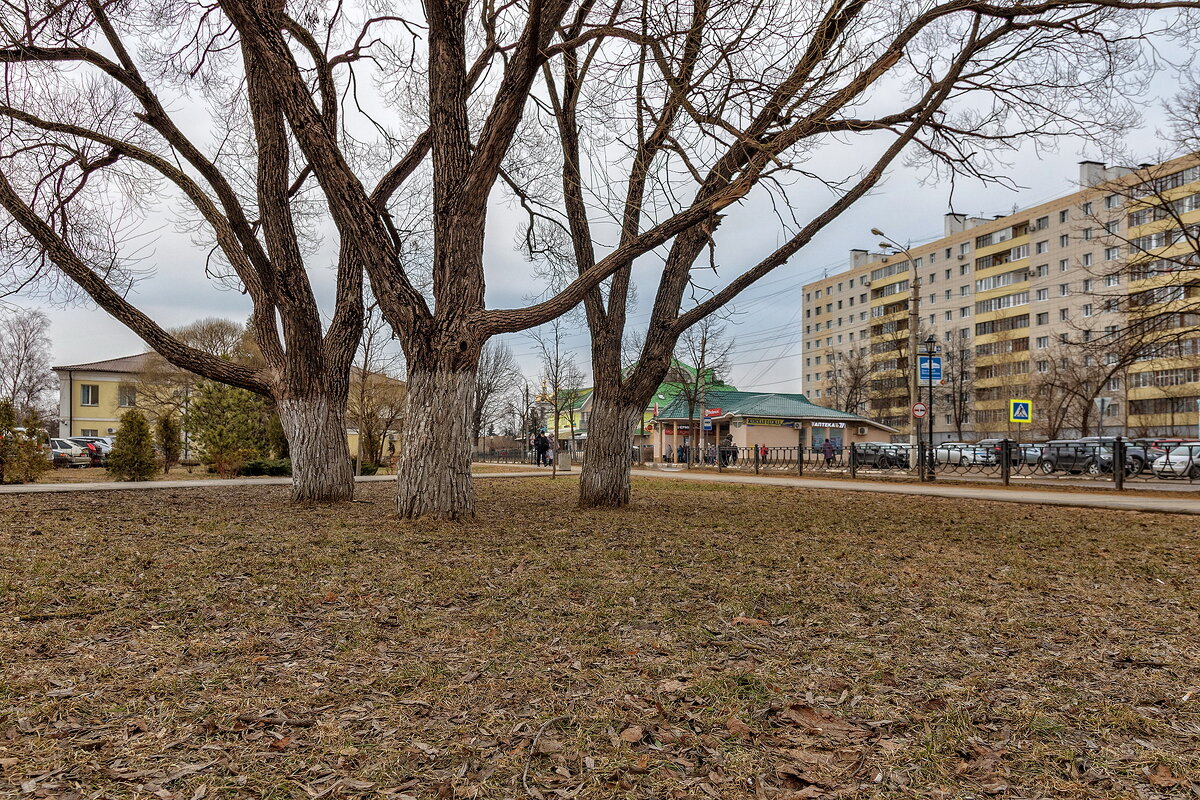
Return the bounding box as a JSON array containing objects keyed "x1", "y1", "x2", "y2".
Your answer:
[
  {"x1": 1082, "y1": 201, "x2": 1093, "y2": 215},
  {"x1": 1036, "y1": 288, "x2": 1049, "y2": 301},
  {"x1": 118, "y1": 386, "x2": 137, "y2": 407},
  {"x1": 1082, "y1": 304, "x2": 1094, "y2": 317},
  {"x1": 945, "y1": 311, "x2": 953, "y2": 321},
  {"x1": 81, "y1": 428, "x2": 99, "y2": 437},
  {"x1": 1037, "y1": 360, "x2": 1049, "y2": 373},
  {"x1": 1104, "y1": 194, "x2": 1118, "y2": 209},
  {"x1": 1082, "y1": 228, "x2": 1093, "y2": 240},
  {"x1": 1036, "y1": 312, "x2": 1049, "y2": 325},
  {"x1": 1104, "y1": 246, "x2": 1120, "y2": 261},
  {"x1": 1035, "y1": 240, "x2": 1049, "y2": 254},
  {"x1": 1059, "y1": 308, "x2": 1069, "y2": 321},
  {"x1": 959, "y1": 242, "x2": 971, "y2": 255},
  {"x1": 1036, "y1": 336, "x2": 1049, "y2": 348},
  {"x1": 959, "y1": 306, "x2": 970, "y2": 318},
  {"x1": 1035, "y1": 215, "x2": 1050, "y2": 230},
  {"x1": 1034, "y1": 264, "x2": 1049, "y2": 277},
  {"x1": 960, "y1": 264, "x2": 970, "y2": 276},
  {"x1": 1082, "y1": 278, "x2": 1093, "y2": 292},
  {"x1": 1059, "y1": 209, "x2": 1069, "y2": 223},
  {"x1": 80, "y1": 384, "x2": 99, "y2": 406},
  {"x1": 1059, "y1": 234, "x2": 1070, "y2": 248},
  {"x1": 1082, "y1": 253, "x2": 1093, "y2": 267},
  {"x1": 960, "y1": 285, "x2": 969, "y2": 296},
  {"x1": 1059, "y1": 284, "x2": 1070, "y2": 296},
  {"x1": 1105, "y1": 274, "x2": 1119, "y2": 287},
  {"x1": 1059, "y1": 259, "x2": 1069, "y2": 272}
]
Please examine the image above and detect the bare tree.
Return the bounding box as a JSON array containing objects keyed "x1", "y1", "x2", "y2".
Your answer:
[
  {"x1": 674, "y1": 316, "x2": 733, "y2": 465},
  {"x1": 473, "y1": 341, "x2": 519, "y2": 444},
  {"x1": 528, "y1": 0, "x2": 1199, "y2": 506},
  {"x1": 530, "y1": 316, "x2": 588, "y2": 472},
  {"x1": 939, "y1": 337, "x2": 973, "y2": 441},
  {"x1": 0, "y1": 307, "x2": 53, "y2": 419},
  {"x1": 349, "y1": 302, "x2": 405, "y2": 473},
  {"x1": 825, "y1": 348, "x2": 874, "y2": 416}
]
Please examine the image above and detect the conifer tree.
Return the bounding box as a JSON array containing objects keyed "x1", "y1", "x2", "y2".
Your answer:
[
  {"x1": 156, "y1": 414, "x2": 182, "y2": 474},
  {"x1": 108, "y1": 410, "x2": 157, "y2": 481}
]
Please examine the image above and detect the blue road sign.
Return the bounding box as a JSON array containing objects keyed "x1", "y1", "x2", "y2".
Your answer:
[
  {"x1": 919, "y1": 356, "x2": 943, "y2": 382},
  {"x1": 703, "y1": 418, "x2": 713, "y2": 431},
  {"x1": 1009, "y1": 399, "x2": 1032, "y2": 423}
]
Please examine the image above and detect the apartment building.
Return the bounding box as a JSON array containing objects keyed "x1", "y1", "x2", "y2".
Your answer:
[{"x1": 802, "y1": 157, "x2": 1200, "y2": 443}]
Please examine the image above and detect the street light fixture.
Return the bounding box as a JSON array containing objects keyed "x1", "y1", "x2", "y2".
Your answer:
[{"x1": 922, "y1": 333, "x2": 939, "y2": 482}]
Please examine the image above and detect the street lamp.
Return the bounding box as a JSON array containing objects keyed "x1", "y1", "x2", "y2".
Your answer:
[
  {"x1": 922, "y1": 333, "x2": 939, "y2": 481},
  {"x1": 872, "y1": 228, "x2": 922, "y2": 459}
]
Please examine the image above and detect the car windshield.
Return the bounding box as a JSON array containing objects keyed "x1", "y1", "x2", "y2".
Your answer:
[{"x1": 1168, "y1": 445, "x2": 1199, "y2": 457}]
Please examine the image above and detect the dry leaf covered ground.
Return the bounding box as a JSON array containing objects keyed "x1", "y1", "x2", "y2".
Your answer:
[{"x1": 1, "y1": 478, "x2": 1198, "y2": 799}]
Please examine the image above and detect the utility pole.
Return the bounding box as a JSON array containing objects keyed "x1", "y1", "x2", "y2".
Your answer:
[{"x1": 873, "y1": 229, "x2": 921, "y2": 471}]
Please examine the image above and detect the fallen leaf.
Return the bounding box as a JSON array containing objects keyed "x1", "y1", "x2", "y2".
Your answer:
[
  {"x1": 657, "y1": 679, "x2": 688, "y2": 693},
  {"x1": 780, "y1": 704, "x2": 865, "y2": 734},
  {"x1": 725, "y1": 717, "x2": 753, "y2": 738},
  {"x1": 322, "y1": 591, "x2": 338, "y2": 603},
  {"x1": 536, "y1": 737, "x2": 564, "y2": 754},
  {"x1": 269, "y1": 736, "x2": 291, "y2": 750},
  {"x1": 619, "y1": 725, "x2": 644, "y2": 743},
  {"x1": 1145, "y1": 764, "x2": 1182, "y2": 787}
]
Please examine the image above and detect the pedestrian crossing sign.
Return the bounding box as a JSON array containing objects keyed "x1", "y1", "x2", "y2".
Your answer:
[{"x1": 1009, "y1": 399, "x2": 1032, "y2": 423}]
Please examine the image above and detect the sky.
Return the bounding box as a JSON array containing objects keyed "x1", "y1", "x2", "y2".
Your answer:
[{"x1": 7, "y1": 15, "x2": 1188, "y2": 398}]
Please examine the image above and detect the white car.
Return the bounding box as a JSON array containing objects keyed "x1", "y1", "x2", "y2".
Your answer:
[
  {"x1": 1151, "y1": 443, "x2": 1200, "y2": 479},
  {"x1": 934, "y1": 442, "x2": 993, "y2": 465},
  {"x1": 49, "y1": 438, "x2": 92, "y2": 467}
]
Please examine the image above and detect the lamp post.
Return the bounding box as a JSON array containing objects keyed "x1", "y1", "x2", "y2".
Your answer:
[
  {"x1": 871, "y1": 228, "x2": 921, "y2": 460},
  {"x1": 922, "y1": 333, "x2": 939, "y2": 481}
]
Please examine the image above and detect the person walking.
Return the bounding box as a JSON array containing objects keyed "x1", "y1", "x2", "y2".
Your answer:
[
  {"x1": 821, "y1": 437, "x2": 835, "y2": 467},
  {"x1": 533, "y1": 430, "x2": 551, "y2": 466}
]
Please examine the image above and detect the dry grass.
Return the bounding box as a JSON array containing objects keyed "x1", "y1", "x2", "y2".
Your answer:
[
  {"x1": 33, "y1": 467, "x2": 277, "y2": 484},
  {"x1": 1, "y1": 478, "x2": 1198, "y2": 799}
]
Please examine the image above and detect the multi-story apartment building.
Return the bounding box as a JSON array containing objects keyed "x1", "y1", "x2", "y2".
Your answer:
[{"x1": 803, "y1": 156, "x2": 1200, "y2": 442}]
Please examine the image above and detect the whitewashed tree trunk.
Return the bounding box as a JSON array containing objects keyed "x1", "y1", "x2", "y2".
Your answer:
[
  {"x1": 277, "y1": 395, "x2": 355, "y2": 502},
  {"x1": 578, "y1": 398, "x2": 643, "y2": 508},
  {"x1": 396, "y1": 365, "x2": 476, "y2": 520}
]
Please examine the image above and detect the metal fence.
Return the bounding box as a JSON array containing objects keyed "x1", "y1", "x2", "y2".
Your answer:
[{"x1": 473, "y1": 439, "x2": 1200, "y2": 487}]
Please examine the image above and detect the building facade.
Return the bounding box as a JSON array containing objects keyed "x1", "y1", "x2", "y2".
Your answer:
[{"x1": 803, "y1": 155, "x2": 1200, "y2": 442}]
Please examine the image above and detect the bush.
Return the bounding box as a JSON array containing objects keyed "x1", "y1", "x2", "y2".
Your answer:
[
  {"x1": 351, "y1": 458, "x2": 378, "y2": 476},
  {"x1": 0, "y1": 401, "x2": 51, "y2": 485},
  {"x1": 108, "y1": 410, "x2": 157, "y2": 481},
  {"x1": 237, "y1": 458, "x2": 292, "y2": 477},
  {"x1": 156, "y1": 414, "x2": 181, "y2": 474},
  {"x1": 185, "y1": 382, "x2": 269, "y2": 477}
]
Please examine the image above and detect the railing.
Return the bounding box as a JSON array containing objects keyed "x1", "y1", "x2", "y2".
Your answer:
[{"x1": 472, "y1": 439, "x2": 1200, "y2": 486}]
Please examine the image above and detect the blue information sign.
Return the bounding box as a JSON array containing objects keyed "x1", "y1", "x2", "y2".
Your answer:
[
  {"x1": 919, "y1": 356, "x2": 943, "y2": 382},
  {"x1": 703, "y1": 418, "x2": 713, "y2": 431}
]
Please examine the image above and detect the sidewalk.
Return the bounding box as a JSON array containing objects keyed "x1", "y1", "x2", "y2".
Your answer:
[
  {"x1": 633, "y1": 467, "x2": 1200, "y2": 515},
  {"x1": 480, "y1": 461, "x2": 1200, "y2": 515},
  {"x1": 0, "y1": 470, "x2": 551, "y2": 494}
]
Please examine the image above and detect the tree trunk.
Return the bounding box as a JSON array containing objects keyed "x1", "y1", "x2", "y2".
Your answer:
[
  {"x1": 396, "y1": 364, "x2": 476, "y2": 520},
  {"x1": 578, "y1": 397, "x2": 644, "y2": 508},
  {"x1": 277, "y1": 395, "x2": 355, "y2": 502}
]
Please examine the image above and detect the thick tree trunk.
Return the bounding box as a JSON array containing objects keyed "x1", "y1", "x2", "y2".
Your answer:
[
  {"x1": 396, "y1": 365, "x2": 476, "y2": 520},
  {"x1": 578, "y1": 397, "x2": 644, "y2": 508},
  {"x1": 277, "y1": 395, "x2": 355, "y2": 502}
]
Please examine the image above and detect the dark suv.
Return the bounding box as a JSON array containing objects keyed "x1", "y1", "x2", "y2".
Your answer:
[
  {"x1": 1074, "y1": 437, "x2": 1153, "y2": 475},
  {"x1": 1037, "y1": 440, "x2": 1113, "y2": 475}
]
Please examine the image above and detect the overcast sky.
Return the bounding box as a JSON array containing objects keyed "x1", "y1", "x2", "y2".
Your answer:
[{"x1": 10, "y1": 65, "x2": 1183, "y2": 397}]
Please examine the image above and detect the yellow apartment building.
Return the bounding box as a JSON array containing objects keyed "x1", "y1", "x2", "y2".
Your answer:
[{"x1": 803, "y1": 157, "x2": 1200, "y2": 442}]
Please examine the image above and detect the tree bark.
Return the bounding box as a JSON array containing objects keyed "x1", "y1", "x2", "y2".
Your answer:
[
  {"x1": 396, "y1": 364, "x2": 476, "y2": 520},
  {"x1": 578, "y1": 395, "x2": 644, "y2": 508},
  {"x1": 277, "y1": 395, "x2": 355, "y2": 502}
]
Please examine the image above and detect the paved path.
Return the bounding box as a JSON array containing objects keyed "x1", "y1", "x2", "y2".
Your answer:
[
  {"x1": 5, "y1": 464, "x2": 1198, "y2": 515},
  {"x1": 0, "y1": 471, "x2": 552, "y2": 495},
  {"x1": 478, "y1": 461, "x2": 1200, "y2": 515}
]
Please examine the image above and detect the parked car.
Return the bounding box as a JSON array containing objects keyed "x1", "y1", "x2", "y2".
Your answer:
[
  {"x1": 69, "y1": 437, "x2": 111, "y2": 466},
  {"x1": 974, "y1": 439, "x2": 1041, "y2": 466},
  {"x1": 1151, "y1": 442, "x2": 1200, "y2": 479},
  {"x1": 1036, "y1": 440, "x2": 1118, "y2": 475},
  {"x1": 853, "y1": 442, "x2": 911, "y2": 469},
  {"x1": 934, "y1": 442, "x2": 993, "y2": 465},
  {"x1": 48, "y1": 438, "x2": 91, "y2": 467},
  {"x1": 1074, "y1": 436, "x2": 1154, "y2": 475}
]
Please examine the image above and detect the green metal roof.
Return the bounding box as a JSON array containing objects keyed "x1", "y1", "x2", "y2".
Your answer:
[{"x1": 657, "y1": 389, "x2": 884, "y2": 425}]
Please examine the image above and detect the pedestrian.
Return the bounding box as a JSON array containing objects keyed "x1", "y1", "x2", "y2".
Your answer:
[
  {"x1": 720, "y1": 433, "x2": 736, "y2": 466},
  {"x1": 533, "y1": 430, "x2": 551, "y2": 466},
  {"x1": 821, "y1": 437, "x2": 835, "y2": 467}
]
